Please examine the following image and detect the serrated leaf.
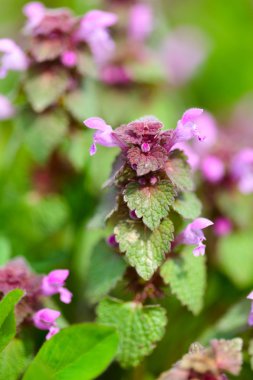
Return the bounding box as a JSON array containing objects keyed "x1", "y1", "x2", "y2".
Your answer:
[
  {"x1": 0, "y1": 289, "x2": 24, "y2": 352},
  {"x1": 25, "y1": 110, "x2": 68, "y2": 163},
  {"x1": 127, "y1": 145, "x2": 168, "y2": 176},
  {"x1": 24, "y1": 67, "x2": 69, "y2": 112},
  {"x1": 161, "y1": 247, "x2": 206, "y2": 314},
  {"x1": 114, "y1": 218, "x2": 174, "y2": 280},
  {"x1": 165, "y1": 150, "x2": 194, "y2": 192},
  {"x1": 124, "y1": 180, "x2": 175, "y2": 230},
  {"x1": 23, "y1": 323, "x2": 119, "y2": 380},
  {"x1": 173, "y1": 192, "x2": 202, "y2": 219},
  {"x1": 86, "y1": 241, "x2": 127, "y2": 303},
  {"x1": 97, "y1": 297, "x2": 167, "y2": 368},
  {"x1": 0, "y1": 339, "x2": 29, "y2": 380},
  {"x1": 217, "y1": 231, "x2": 253, "y2": 288}
]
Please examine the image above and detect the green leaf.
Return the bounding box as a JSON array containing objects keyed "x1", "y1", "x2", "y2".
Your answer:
[
  {"x1": 0, "y1": 236, "x2": 11, "y2": 266},
  {"x1": 61, "y1": 132, "x2": 90, "y2": 171},
  {"x1": 161, "y1": 247, "x2": 206, "y2": 315},
  {"x1": 24, "y1": 67, "x2": 69, "y2": 112},
  {"x1": 114, "y1": 218, "x2": 174, "y2": 280},
  {"x1": 86, "y1": 241, "x2": 127, "y2": 303},
  {"x1": 0, "y1": 289, "x2": 24, "y2": 352},
  {"x1": 22, "y1": 323, "x2": 119, "y2": 380},
  {"x1": 0, "y1": 339, "x2": 29, "y2": 380},
  {"x1": 165, "y1": 150, "x2": 194, "y2": 192},
  {"x1": 25, "y1": 110, "x2": 68, "y2": 163},
  {"x1": 97, "y1": 297, "x2": 167, "y2": 368},
  {"x1": 173, "y1": 192, "x2": 202, "y2": 219},
  {"x1": 64, "y1": 89, "x2": 86, "y2": 121},
  {"x1": 123, "y1": 180, "x2": 175, "y2": 230},
  {"x1": 217, "y1": 231, "x2": 253, "y2": 288}
]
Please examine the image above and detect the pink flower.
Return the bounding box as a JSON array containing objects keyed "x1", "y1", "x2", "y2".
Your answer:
[
  {"x1": 42, "y1": 269, "x2": 72, "y2": 304},
  {"x1": 128, "y1": 4, "x2": 153, "y2": 42},
  {"x1": 0, "y1": 95, "x2": 15, "y2": 120},
  {"x1": 84, "y1": 117, "x2": 119, "y2": 155},
  {"x1": 162, "y1": 26, "x2": 209, "y2": 86},
  {"x1": 23, "y1": 2, "x2": 46, "y2": 33},
  {"x1": 201, "y1": 155, "x2": 225, "y2": 183},
  {"x1": 176, "y1": 217, "x2": 213, "y2": 256},
  {"x1": 169, "y1": 108, "x2": 205, "y2": 151},
  {"x1": 0, "y1": 39, "x2": 28, "y2": 78},
  {"x1": 33, "y1": 308, "x2": 60, "y2": 340},
  {"x1": 61, "y1": 50, "x2": 78, "y2": 67},
  {"x1": 231, "y1": 148, "x2": 253, "y2": 194},
  {"x1": 214, "y1": 217, "x2": 232, "y2": 237},
  {"x1": 100, "y1": 64, "x2": 131, "y2": 85},
  {"x1": 77, "y1": 10, "x2": 117, "y2": 66}
]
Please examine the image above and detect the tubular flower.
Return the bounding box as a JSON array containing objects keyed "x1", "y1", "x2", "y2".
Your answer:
[
  {"x1": 128, "y1": 4, "x2": 153, "y2": 42},
  {"x1": 0, "y1": 38, "x2": 28, "y2": 78},
  {"x1": 231, "y1": 148, "x2": 253, "y2": 194},
  {"x1": 33, "y1": 308, "x2": 61, "y2": 340},
  {"x1": 42, "y1": 269, "x2": 72, "y2": 304},
  {"x1": 84, "y1": 117, "x2": 120, "y2": 155},
  {"x1": 176, "y1": 218, "x2": 213, "y2": 256}
]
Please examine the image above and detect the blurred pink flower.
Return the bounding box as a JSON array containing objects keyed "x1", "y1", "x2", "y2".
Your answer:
[
  {"x1": 42, "y1": 269, "x2": 72, "y2": 304},
  {"x1": 162, "y1": 26, "x2": 209, "y2": 86},
  {"x1": 100, "y1": 64, "x2": 131, "y2": 85},
  {"x1": 84, "y1": 117, "x2": 119, "y2": 155},
  {"x1": 214, "y1": 217, "x2": 232, "y2": 237},
  {"x1": 0, "y1": 39, "x2": 28, "y2": 78},
  {"x1": 176, "y1": 217, "x2": 213, "y2": 256},
  {"x1": 33, "y1": 308, "x2": 61, "y2": 340},
  {"x1": 201, "y1": 155, "x2": 225, "y2": 183},
  {"x1": 0, "y1": 95, "x2": 15, "y2": 120},
  {"x1": 60, "y1": 50, "x2": 78, "y2": 67},
  {"x1": 128, "y1": 4, "x2": 153, "y2": 42},
  {"x1": 231, "y1": 148, "x2": 253, "y2": 194},
  {"x1": 77, "y1": 10, "x2": 117, "y2": 65},
  {"x1": 23, "y1": 1, "x2": 46, "y2": 33}
]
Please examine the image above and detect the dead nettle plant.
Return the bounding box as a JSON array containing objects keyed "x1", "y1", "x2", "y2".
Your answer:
[{"x1": 84, "y1": 109, "x2": 214, "y2": 368}]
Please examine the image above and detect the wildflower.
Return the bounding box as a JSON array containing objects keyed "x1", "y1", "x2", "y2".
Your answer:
[
  {"x1": 231, "y1": 148, "x2": 253, "y2": 194},
  {"x1": 162, "y1": 26, "x2": 209, "y2": 86},
  {"x1": 0, "y1": 38, "x2": 28, "y2": 78},
  {"x1": 176, "y1": 217, "x2": 213, "y2": 256},
  {"x1": 0, "y1": 94, "x2": 15, "y2": 120},
  {"x1": 213, "y1": 217, "x2": 232, "y2": 237},
  {"x1": 23, "y1": 1, "x2": 46, "y2": 33},
  {"x1": 84, "y1": 117, "x2": 119, "y2": 155},
  {"x1": 60, "y1": 50, "x2": 78, "y2": 68},
  {"x1": 128, "y1": 4, "x2": 153, "y2": 42},
  {"x1": 42, "y1": 269, "x2": 72, "y2": 304},
  {"x1": 77, "y1": 10, "x2": 117, "y2": 65},
  {"x1": 33, "y1": 308, "x2": 61, "y2": 340},
  {"x1": 201, "y1": 155, "x2": 225, "y2": 183},
  {"x1": 100, "y1": 64, "x2": 131, "y2": 85}
]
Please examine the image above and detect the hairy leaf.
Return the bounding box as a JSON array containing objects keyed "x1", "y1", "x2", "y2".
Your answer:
[
  {"x1": 127, "y1": 145, "x2": 168, "y2": 176},
  {"x1": 114, "y1": 218, "x2": 174, "y2": 280},
  {"x1": 23, "y1": 324, "x2": 119, "y2": 380},
  {"x1": 24, "y1": 67, "x2": 69, "y2": 112},
  {"x1": 124, "y1": 180, "x2": 175, "y2": 230},
  {"x1": 86, "y1": 241, "x2": 127, "y2": 303},
  {"x1": 173, "y1": 192, "x2": 202, "y2": 219},
  {"x1": 0, "y1": 289, "x2": 24, "y2": 352},
  {"x1": 97, "y1": 297, "x2": 167, "y2": 368},
  {"x1": 161, "y1": 247, "x2": 206, "y2": 314},
  {"x1": 165, "y1": 150, "x2": 194, "y2": 192},
  {"x1": 25, "y1": 110, "x2": 68, "y2": 163}
]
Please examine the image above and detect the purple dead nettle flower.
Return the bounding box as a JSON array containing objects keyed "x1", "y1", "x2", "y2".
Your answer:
[
  {"x1": 0, "y1": 94, "x2": 15, "y2": 120},
  {"x1": 33, "y1": 308, "x2": 61, "y2": 340},
  {"x1": 162, "y1": 26, "x2": 209, "y2": 86},
  {"x1": 175, "y1": 218, "x2": 213, "y2": 256},
  {"x1": 84, "y1": 117, "x2": 120, "y2": 155},
  {"x1": 42, "y1": 269, "x2": 72, "y2": 304},
  {"x1": 0, "y1": 38, "x2": 28, "y2": 78},
  {"x1": 214, "y1": 217, "x2": 232, "y2": 237},
  {"x1": 0, "y1": 259, "x2": 72, "y2": 339},
  {"x1": 230, "y1": 148, "x2": 253, "y2": 194},
  {"x1": 76, "y1": 10, "x2": 118, "y2": 66},
  {"x1": 128, "y1": 4, "x2": 153, "y2": 42}
]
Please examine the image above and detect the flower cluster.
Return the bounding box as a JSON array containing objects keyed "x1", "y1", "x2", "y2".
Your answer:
[
  {"x1": 0, "y1": 259, "x2": 72, "y2": 340},
  {"x1": 158, "y1": 339, "x2": 243, "y2": 380}
]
